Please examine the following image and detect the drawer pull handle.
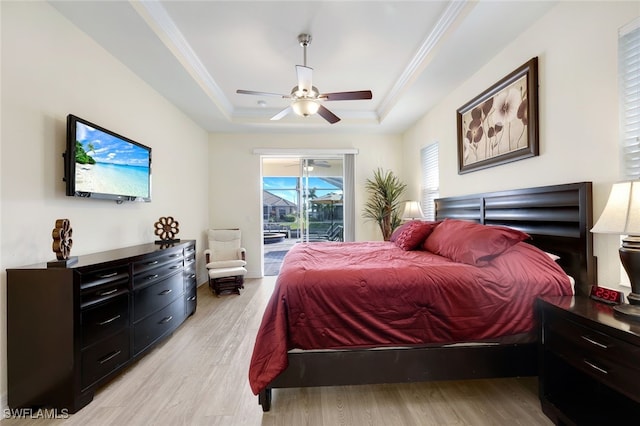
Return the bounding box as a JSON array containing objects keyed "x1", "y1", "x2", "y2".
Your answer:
[
  {"x1": 98, "y1": 272, "x2": 118, "y2": 279},
  {"x1": 147, "y1": 274, "x2": 159, "y2": 280},
  {"x1": 170, "y1": 265, "x2": 181, "y2": 270},
  {"x1": 584, "y1": 359, "x2": 608, "y2": 375},
  {"x1": 189, "y1": 274, "x2": 196, "y2": 279},
  {"x1": 98, "y1": 314, "x2": 121, "y2": 326},
  {"x1": 98, "y1": 350, "x2": 122, "y2": 365},
  {"x1": 159, "y1": 315, "x2": 173, "y2": 324},
  {"x1": 158, "y1": 289, "x2": 173, "y2": 296},
  {"x1": 581, "y1": 335, "x2": 609, "y2": 349},
  {"x1": 97, "y1": 288, "x2": 118, "y2": 297},
  {"x1": 146, "y1": 260, "x2": 159, "y2": 266},
  {"x1": 187, "y1": 296, "x2": 196, "y2": 301}
]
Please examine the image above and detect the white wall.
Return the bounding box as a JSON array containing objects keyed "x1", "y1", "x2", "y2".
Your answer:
[
  {"x1": 209, "y1": 133, "x2": 402, "y2": 277},
  {"x1": 402, "y1": 1, "x2": 640, "y2": 286},
  {"x1": 3, "y1": 0, "x2": 636, "y2": 413},
  {"x1": 0, "y1": 2, "x2": 210, "y2": 408}
]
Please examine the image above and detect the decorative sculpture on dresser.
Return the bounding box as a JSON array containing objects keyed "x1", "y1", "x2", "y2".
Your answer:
[
  {"x1": 154, "y1": 216, "x2": 180, "y2": 244},
  {"x1": 48, "y1": 218, "x2": 77, "y2": 267}
]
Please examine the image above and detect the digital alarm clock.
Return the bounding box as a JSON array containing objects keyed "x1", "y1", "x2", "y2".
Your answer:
[{"x1": 589, "y1": 285, "x2": 625, "y2": 305}]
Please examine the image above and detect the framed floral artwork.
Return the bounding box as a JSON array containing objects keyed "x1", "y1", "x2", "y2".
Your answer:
[{"x1": 457, "y1": 57, "x2": 539, "y2": 174}]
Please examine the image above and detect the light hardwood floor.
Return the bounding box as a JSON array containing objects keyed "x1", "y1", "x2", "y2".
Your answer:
[{"x1": 2, "y1": 277, "x2": 553, "y2": 425}]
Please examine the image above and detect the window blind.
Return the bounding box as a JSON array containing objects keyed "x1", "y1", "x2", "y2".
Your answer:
[
  {"x1": 621, "y1": 18, "x2": 640, "y2": 180},
  {"x1": 420, "y1": 143, "x2": 439, "y2": 220}
]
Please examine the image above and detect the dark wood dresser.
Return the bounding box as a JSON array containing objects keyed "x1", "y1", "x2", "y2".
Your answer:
[
  {"x1": 7, "y1": 240, "x2": 197, "y2": 413},
  {"x1": 537, "y1": 295, "x2": 640, "y2": 425}
]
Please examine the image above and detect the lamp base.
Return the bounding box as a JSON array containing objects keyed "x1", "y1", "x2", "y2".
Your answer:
[{"x1": 613, "y1": 303, "x2": 640, "y2": 321}]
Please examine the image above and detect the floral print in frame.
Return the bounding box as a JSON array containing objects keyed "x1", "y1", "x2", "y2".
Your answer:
[{"x1": 457, "y1": 57, "x2": 539, "y2": 174}]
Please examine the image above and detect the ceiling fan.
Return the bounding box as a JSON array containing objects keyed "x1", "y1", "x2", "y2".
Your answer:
[
  {"x1": 307, "y1": 159, "x2": 331, "y2": 168},
  {"x1": 236, "y1": 34, "x2": 373, "y2": 124}
]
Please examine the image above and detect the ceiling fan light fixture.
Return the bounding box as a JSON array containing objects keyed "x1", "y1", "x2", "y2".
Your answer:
[
  {"x1": 236, "y1": 33, "x2": 372, "y2": 124},
  {"x1": 292, "y1": 99, "x2": 320, "y2": 117}
]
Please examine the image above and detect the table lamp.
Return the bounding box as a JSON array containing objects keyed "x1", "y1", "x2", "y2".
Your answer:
[
  {"x1": 591, "y1": 181, "x2": 640, "y2": 319},
  {"x1": 401, "y1": 201, "x2": 424, "y2": 221}
]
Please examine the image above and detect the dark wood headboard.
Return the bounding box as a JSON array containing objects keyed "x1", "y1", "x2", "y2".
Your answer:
[{"x1": 435, "y1": 182, "x2": 596, "y2": 296}]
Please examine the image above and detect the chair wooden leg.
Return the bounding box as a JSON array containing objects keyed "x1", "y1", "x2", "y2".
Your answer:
[{"x1": 210, "y1": 276, "x2": 243, "y2": 296}]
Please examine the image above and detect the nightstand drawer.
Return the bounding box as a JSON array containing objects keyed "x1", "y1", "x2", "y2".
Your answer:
[
  {"x1": 543, "y1": 301, "x2": 640, "y2": 406},
  {"x1": 545, "y1": 314, "x2": 640, "y2": 375},
  {"x1": 546, "y1": 325, "x2": 640, "y2": 401}
]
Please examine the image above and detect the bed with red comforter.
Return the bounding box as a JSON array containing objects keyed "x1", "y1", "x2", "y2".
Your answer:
[
  {"x1": 249, "y1": 182, "x2": 595, "y2": 411},
  {"x1": 250, "y1": 234, "x2": 572, "y2": 395}
]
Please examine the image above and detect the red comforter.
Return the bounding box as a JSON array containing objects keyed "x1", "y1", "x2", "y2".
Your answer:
[{"x1": 249, "y1": 241, "x2": 572, "y2": 394}]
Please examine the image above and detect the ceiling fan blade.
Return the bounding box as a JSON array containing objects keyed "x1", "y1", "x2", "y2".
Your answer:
[
  {"x1": 296, "y1": 65, "x2": 313, "y2": 94},
  {"x1": 320, "y1": 90, "x2": 373, "y2": 101},
  {"x1": 270, "y1": 106, "x2": 292, "y2": 121},
  {"x1": 237, "y1": 89, "x2": 289, "y2": 98},
  {"x1": 317, "y1": 105, "x2": 341, "y2": 124},
  {"x1": 310, "y1": 160, "x2": 331, "y2": 167}
]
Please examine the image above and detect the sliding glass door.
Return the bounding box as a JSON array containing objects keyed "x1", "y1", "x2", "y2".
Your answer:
[
  {"x1": 299, "y1": 158, "x2": 344, "y2": 242},
  {"x1": 262, "y1": 156, "x2": 345, "y2": 275}
]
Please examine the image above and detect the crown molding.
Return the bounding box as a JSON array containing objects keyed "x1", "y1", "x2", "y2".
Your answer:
[
  {"x1": 131, "y1": 0, "x2": 234, "y2": 119},
  {"x1": 376, "y1": 0, "x2": 472, "y2": 122}
]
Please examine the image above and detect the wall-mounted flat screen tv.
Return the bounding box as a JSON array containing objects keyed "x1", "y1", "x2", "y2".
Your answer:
[{"x1": 65, "y1": 114, "x2": 152, "y2": 202}]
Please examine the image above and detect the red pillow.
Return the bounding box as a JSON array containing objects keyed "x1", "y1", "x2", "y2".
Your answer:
[
  {"x1": 390, "y1": 221, "x2": 413, "y2": 242},
  {"x1": 392, "y1": 220, "x2": 439, "y2": 251},
  {"x1": 423, "y1": 219, "x2": 529, "y2": 265}
]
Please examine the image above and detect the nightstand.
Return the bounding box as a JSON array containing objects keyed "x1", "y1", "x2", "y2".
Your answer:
[{"x1": 537, "y1": 295, "x2": 640, "y2": 425}]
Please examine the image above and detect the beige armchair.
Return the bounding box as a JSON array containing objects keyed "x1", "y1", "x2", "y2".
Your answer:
[{"x1": 204, "y1": 229, "x2": 247, "y2": 296}]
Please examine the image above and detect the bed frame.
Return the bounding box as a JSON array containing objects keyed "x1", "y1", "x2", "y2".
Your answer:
[{"x1": 258, "y1": 181, "x2": 596, "y2": 411}]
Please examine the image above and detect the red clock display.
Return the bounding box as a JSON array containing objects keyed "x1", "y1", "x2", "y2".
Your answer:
[{"x1": 589, "y1": 285, "x2": 625, "y2": 305}]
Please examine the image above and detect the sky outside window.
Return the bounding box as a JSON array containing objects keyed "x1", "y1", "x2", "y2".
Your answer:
[{"x1": 263, "y1": 177, "x2": 342, "y2": 203}]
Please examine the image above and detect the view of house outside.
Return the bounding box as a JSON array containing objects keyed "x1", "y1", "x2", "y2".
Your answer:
[{"x1": 263, "y1": 176, "x2": 343, "y2": 240}]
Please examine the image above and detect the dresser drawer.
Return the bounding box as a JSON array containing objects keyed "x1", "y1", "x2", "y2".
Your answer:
[
  {"x1": 545, "y1": 316, "x2": 640, "y2": 402},
  {"x1": 184, "y1": 266, "x2": 197, "y2": 288},
  {"x1": 133, "y1": 271, "x2": 183, "y2": 322},
  {"x1": 186, "y1": 285, "x2": 197, "y2": 316},
  {"x1": 79, "y1": 265, "x2": 129, "y2": 293},
  {"x1": 81, "y1": 330, "x2": 129, "y2": 390},
  {"x1": 133, "y1": 296, "x2": 184, "y2": 355},
  {"x1": 183, "y1": 244, "x2": 196, "y2": 263},
  {"x1": 80, "y1": 276, "x2": 129, "y2": 310},
  {"x1": 184, "y1": 264, "x2": 197, "y2": 316},
  {"x1": 133, "y1": 258, "x2": 184, "y2": 290},
  {"x1": 81, "y1": 293, "x2": 129, "y2": 347},
  {"x1": 133, "y1": 249, "x2": 183, "y2": 276}
]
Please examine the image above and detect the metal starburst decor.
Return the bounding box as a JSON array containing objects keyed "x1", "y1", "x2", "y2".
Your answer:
[{"x1": 154, "y1": 216, "x2": 180, "y2": 242}]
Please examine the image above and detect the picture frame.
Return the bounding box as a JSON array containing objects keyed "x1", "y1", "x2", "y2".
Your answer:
[{"x1": 457, "y1": 57, "x2": 539, "y2": 174}]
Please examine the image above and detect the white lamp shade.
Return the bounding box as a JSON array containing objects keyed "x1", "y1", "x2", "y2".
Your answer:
[
  {"x1": 402, "y1": 201, "x2": 424, "y2": 220},
  {"x1": 591, "y1": 181, "x2": 640, "y2": 235},
  {"x1": 291, "y1": 99, "x2": 320, "y2": 117}
]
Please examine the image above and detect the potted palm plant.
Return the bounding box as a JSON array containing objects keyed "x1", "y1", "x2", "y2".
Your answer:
[{"x1": 363, "y1": 168, "x2": 407, "y2": 241}]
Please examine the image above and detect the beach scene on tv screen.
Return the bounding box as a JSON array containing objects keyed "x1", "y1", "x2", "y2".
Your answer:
[{"x1": 74, "y1": 122, "x2": 150, "y2": 198}]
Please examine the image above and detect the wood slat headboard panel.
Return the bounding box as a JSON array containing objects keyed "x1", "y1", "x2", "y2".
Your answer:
[{"x1": 435, "y1": 182, "x2": 596, "y2": 296}]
